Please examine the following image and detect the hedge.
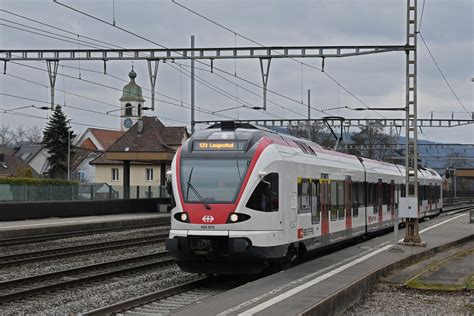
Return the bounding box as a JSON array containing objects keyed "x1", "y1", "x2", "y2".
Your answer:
[{"x1": 0, "y1": 177, "x2": 78, "y2": 186}]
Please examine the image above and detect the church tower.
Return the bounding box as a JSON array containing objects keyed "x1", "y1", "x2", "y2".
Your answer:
[{"x1": 120, "y1": 67, "x2": 145, "y2": 131}]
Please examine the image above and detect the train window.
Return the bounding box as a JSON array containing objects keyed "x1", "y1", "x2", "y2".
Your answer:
[
  {"x1": 330, "y1": 181, "x2": 337, "y2": 221},
  {"x1": 338, "y1": 207, "x2": 344, "y2": 220},
  {"x1": 330, "y1": 181, "x2": 337, "y2": 209},
  {"x1": 338, "y1": 181, "x2": 344, "y2": 220},
  {"x1": 352, "y1": 182, "x2": 358, "y2": 206},
  {"x1": 367, "y1": 183, "x2": 373, "y2": 206},
  {"x1": 311, "y1": 181, "x2": 320, "y2": 223},
  {"x1": 352, "y1": 181, "x2": 359, "y2": 218},
  {"x1": 330, "y1": 208, "x2": 337, "y2": 221},
  {"x1": 359, "y1": 182, "x2": 365, "y2": 206},
  {"x1": 298, "y1": 178, "x2": 311, "y2": 214},
  {"x1": 246, "y1": 173, "x2": 279, "y2": 212}
]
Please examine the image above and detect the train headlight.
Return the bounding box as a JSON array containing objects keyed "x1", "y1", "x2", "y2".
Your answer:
[
  {"x1": 226, "y1": 212, "x2": 251, "y2": 224},
  {"x1": 230, "y1": 213, "x2": 239, "y2": 222},
  {"x1": 174, "y1": 212, "x2": 190, "y2": 223}
]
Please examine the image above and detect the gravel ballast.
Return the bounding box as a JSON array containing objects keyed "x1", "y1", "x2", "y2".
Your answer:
[
  {"x1": 0, "y1": 226, "x2": 169, "y2": 256},
  {"x1": 0, "y1": 265, "x2": 200, "y2": 314},
  {"x1": 344, "y1": 283, "x2": 472, "y2": 315}
]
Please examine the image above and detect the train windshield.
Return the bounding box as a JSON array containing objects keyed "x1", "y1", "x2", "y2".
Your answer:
[{"x1": 181, "y1": 158, "x2": 250, "y2": 204}]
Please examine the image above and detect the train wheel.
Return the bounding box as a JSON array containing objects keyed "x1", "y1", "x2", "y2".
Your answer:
[{"x1": 281, "y1": 245, "x2": 298, "y2": 269}]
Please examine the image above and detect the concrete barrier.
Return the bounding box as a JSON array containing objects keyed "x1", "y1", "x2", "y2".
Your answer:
[{"x1": 0, "y1": 198, "x2": 170, "y2": 221}]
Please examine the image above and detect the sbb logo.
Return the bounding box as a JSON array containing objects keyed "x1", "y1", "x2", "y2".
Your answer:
[{"x1": 202, "y1": 215, "x2": 214, "y2": 223}]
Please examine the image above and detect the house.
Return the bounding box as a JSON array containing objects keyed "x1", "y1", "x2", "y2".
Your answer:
[
  {"x1": 70, "y1": 147, "x2": 101, "y2": 183},
  {"x1": 91, "y1": 116, "x2": 188, "y2": 198},
  {"x1": 76, "y1": 128, "x2": 125, "y2": 151},
  {"x1": 13, "y1": 144, "x2": 49, "y2": 175},
  {"x1": 0, "y1": 153, "x2": 37, "y2": 177}
]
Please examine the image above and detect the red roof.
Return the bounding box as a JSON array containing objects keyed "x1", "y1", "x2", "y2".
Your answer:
[{"x1": 86, "y1": 128, "x2": 125, "y2": 150}]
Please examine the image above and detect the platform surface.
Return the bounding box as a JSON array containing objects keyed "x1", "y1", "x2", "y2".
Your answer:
[
  {"x1": 0, "y1": 212, "x2": 170, "y2": 239},
  {"x1": 173, "y1": 212, "x2": 473, "y2": 316}
]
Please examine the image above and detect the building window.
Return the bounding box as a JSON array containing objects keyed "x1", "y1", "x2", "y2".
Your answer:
[
  {"x1": 76, "y1": 171, "x2": 86, "y2": 182},
  {"x1": 146, "y1": 168, "x2": 153, "y2": 181},
  {"x1": 112, "y1": 168, "x2": 119, "y2": 181},
  {"x1": 138, "y1": 104, "x2": 142, "y2": 117},
  {"x1": 125, "y1": 103, "x2": 132, "y2": 116}
]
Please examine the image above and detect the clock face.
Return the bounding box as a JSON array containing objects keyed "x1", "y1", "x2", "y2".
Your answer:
[{"x1": 123, "y1": 118, "x2": 133, "y2": 129}]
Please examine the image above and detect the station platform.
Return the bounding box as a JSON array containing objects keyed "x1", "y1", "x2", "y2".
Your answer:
[
  {"x1": 174, "y1": 211, "x2": 473, "y2": 316},
  {"x1": 0, "y1": 212, "x2": 170, "y2": 240}
]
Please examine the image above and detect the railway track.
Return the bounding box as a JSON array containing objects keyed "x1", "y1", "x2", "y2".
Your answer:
[
  {"x1": 0, "y1": 251, "x2": 173, "y2": 305},
  {"x1": 0, "y1": 233, "x2": 168, "y2": 268},
  {"x1": 0, "y1": 222, "x2": 170, "y2": 247},
  {"x1": 84, "y1": 206, "x2": 474, "y2": 315},
  {"x1": 85, "y1": 276, "x2": 250, "y2": 316}
]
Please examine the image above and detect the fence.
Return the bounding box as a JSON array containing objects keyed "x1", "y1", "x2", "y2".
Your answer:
[{"x1": 0, "y1": 183, "x2": 169, "y2": 202}]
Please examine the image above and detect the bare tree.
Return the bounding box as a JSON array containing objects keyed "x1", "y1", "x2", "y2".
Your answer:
[
  {"x1": 11, "y1": 126, "x2": 28, "y2": 147},
  {"x1": 349, "y1": 121, "x2": 395, "y2": 161},
  {"x1": 26, "y1": 126, "x2": 43, "y2": 144},
  {"x1": 0, "y1": 124, "x2": 12, "y2": 146},
  {"x1": 288, "y1": 122, "x2": 336, "y2": 148}
]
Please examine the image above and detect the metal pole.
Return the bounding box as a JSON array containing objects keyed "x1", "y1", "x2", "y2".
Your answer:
[
  {"x1": 67, "y1": 128, "x2": 71, "y2": 181},
  {"x1": 307, "y1": 89, "x2": 311, "y2": 140},
  {"x1": 401, "y1": 0, "x2": 424, "y2": 246},
  {"x1": 46, "y1": 60, "x2": 59, "y2": 110},
  {"x1": 191, "y1": 35, "x2": 195, "y2": 134}
]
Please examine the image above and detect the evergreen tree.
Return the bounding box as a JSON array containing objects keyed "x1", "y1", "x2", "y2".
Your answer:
[{"x1": 43, "y1": 106, "x2": 76, "y2": 179}]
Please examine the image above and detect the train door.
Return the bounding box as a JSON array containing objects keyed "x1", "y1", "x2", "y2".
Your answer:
[
  {"x1": 428, "y1": 183, "x2": 432, "y2": 211},
  {"x1": 377, "y1": 179, "x2": 383, "y2": 223},
  {"x1": 320, "y1": 174, "x2": 329, "y2": 244},
  {"x1": 390, "y1": 180, "x2": 395, "y2": 220},
  {"x1": 345, "y1": 176, "x2": 352, "y2": 231}
]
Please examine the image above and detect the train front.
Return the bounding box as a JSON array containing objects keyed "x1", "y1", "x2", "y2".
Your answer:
[{"x1": 165, "y1": 123, "x2": 282, "y2": 275}]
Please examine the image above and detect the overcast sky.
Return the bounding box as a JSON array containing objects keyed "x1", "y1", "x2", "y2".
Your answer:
[{"x1": 0, "y1": 0, "x2": 472, "y2": 144}]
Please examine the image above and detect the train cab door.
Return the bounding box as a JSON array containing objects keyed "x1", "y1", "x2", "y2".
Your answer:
[
  {"x1": 377, "y1": 179, "x2": 383, "y2": 223},
  {"x1": 320, "y1": 174, "x2": 330, "y2": 244},
  {"x1": 345, "y1": 176, "x2": 352, "y2": 231}
]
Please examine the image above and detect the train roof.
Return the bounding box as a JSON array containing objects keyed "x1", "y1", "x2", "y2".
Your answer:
[{"x1": 200, "y1": 121, "x2": 441, "y2": 180}]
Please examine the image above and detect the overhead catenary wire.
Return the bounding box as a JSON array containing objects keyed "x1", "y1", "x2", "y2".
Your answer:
[
  {"x1": 51, "y1": 1, "x2": 335, "y2": 119},
  {"x1": 170, "y1": 0, "x2": 387, "y2": 119},
  {"x1": 0, "y1": 11, "x2": 238, "y2": 117},
  {"x1": 0, "y1": 107, "x2": 119, "y2": 129},
  {"x1": 165, "y1": 62, "x2": 284, "y2": 119},
  {"x1": 1, "y1": 15, "x2": 278, "y2": 121},
  {"x1": 8, "y1": 60, "x2": 234, "y2": 120},
  {"x1": 418, "y1": 33, "x2": 470, "y2": 116},
  {"x1": 0, "y1": 9, "x2": 126, "y2": 49},
  {"x1": 173, "y1": 61, "x2": 305, "y2": 117}
]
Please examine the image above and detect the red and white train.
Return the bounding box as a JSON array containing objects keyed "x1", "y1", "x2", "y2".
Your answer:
[{"x1": 165, "y1": 122, "x2": 443, "y2": 274}]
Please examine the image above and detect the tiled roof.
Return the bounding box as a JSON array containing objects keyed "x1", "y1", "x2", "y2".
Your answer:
[
  {"x1": 88, "y1": 129, "x2": 125, "y2": 150},
  {"x1": 107, "y1": 116, "x2": 187, "y2": 153},
  {"x1": 70, "y1": 147, "x2": 100, "y2": 171},
  {"x1": 0, "y1": 146, "x2": 15, "y2": 156},
  {"x1": 13, "y1": 144, "x2": 43, "y2": 163},
  {"x1": 0, "y1": 155, "x2": 37, "y2": 177}
]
